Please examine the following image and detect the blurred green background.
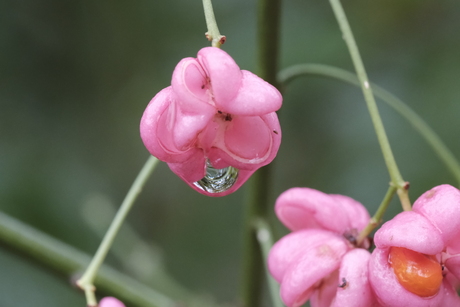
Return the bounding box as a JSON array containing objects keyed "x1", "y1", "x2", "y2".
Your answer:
[{"x1": 1, "y1": 0, "x2": 460, "y2": 306}]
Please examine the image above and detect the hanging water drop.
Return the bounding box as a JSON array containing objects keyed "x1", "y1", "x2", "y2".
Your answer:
[{"x1": 193, "y1": 160, "x2": 239, "y2": 193}]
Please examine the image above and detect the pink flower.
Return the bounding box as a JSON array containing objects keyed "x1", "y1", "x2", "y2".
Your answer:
[
  {"x1": 99, "y1": 297, "x2": 126, "y2": 307},
  {"x1": 268, "y1": 188, "x2": 380, "y2": 307},
  {"x1": 369, "y1": 184, "x2": 460, "y2": 307},
  {"x1": 140, "y1": 47, "x2": 282, "y2": 196}
]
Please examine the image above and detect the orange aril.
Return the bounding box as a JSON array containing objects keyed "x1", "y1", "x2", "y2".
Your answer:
[{"x1": 388, "y1": 246, "x2": 443, "y2": 297}]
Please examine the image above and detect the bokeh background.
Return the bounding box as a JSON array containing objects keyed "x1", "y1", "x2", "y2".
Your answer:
[{"x1": 1, "y1": 0, "x2": 460, "y2": 306}]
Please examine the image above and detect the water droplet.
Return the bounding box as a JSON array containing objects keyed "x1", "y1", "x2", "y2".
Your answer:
[{"x1": 193, "y1": 160, "x2": 239, "y2": 193}]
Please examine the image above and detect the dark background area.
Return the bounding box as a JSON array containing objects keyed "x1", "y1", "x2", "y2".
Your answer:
[{"x1": 1, "y1": 0, "x2": 459, "y2": 305}]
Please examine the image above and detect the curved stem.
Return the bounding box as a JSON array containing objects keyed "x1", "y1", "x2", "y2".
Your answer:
[
  {"x1": 0, "y1": 211, "x2": 177, "y2": 307},
  {"x1": 77, "y1": 156, "x2": 159, "y2": 306},
  {"x1": 356, "y1": 185, "x2": 397, "y2": 246},
  {"x1": 241, "y1": 169, "x2": 271, "y2": 307},
  {"x1": 278, "y1": 63, "x2": 460, "y2": 188},
  {"x1": 81, "y1": 199, "x2": 195, "y2": 300},
  {"x1": 240, "y1": 0, "x2": 281, "y2": 306},
  {"x1": 254, "y1": 218, "x2": 284, "y2": 307},
  {"x1": 202, "y1": 0, "x2": 225, "y2": 47},
  {"x1": 329, "y1": 0, "x2": 411, "y2": 211},
  {"x1": 256, "y1": 0, "x2": 281, "y2": 87}
]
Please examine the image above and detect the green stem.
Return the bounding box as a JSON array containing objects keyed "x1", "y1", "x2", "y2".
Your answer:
[
  {"x1": 356, "y1": 185, "x2": 397, "y2": 246},
  {"x1": 329, "y1": 0, "x2": 411, "y2": 211},
  {"x1": 278, "y1": 63, "x2": 460, "y2": 187},
  {"x1": 77, "y1": 156, "x2": 159, "y2": 306},
  {"x1": 81, "y1": 199, "x2": 195, "y2": 300},
  {"x1": 254, "y1": 218, "x2": 285, "y2": 307},
  {"x1": 0, "y1": 211, "x2": 177, "y2": 307},
  {"x1": 240, "y1": 0, "x2": 281, "y2": 305},
  {"x1": 257, "y1": 0, "x2": 281, "y2": 87},
  {"x1": 241, "y1": 169, "x2": 271, "y2": 307},
  {"x1": 202, "y1": 0, "x2": 225, "y2": 47}
]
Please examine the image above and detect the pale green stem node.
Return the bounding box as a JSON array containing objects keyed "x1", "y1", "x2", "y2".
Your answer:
[{"x1": 202, "y1": 0, "x2": 225, "y2": 47}]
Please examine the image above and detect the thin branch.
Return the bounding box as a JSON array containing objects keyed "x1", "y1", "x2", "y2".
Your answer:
[
  {"x1": 356, "y1": 185, "x2": 397, "y2": 246},
  {"x1": 0, "y1": 211, "x2": 177, "y2": 307},
  {"x1": 202, "y1": 0, "x2": 226, "y2": 47},
  {"x1": 329, "y1": 0, "x2": 411, "y2": 211},
  {"x1": 240, "y1": 0, "x2": 281, "y2": 306},
  {"x1": 254, "y1": 218, "x2": 285, "y2": 307},
  {"x1": 278, "y1": 63, "x2": 460, "y2": 188},
  {"x1": 77, "y1": 156, "x2": 160, "y2": 306}
]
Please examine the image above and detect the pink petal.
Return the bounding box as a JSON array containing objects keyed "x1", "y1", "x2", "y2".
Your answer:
[
  {"x1": 447, "y1": 237, "x2": 460, "y2": 255},
  {"x1": 197, "y1": 47, "x2": 242, "y2": 107},
  {"x1": 169, "y1": 101, "x2": 215, "y2": 151},
  {"x1": 140, "y1": 87, "x2": 194, "y2": 162},
  {"x1": 140, "y1": 87, "x2": 173, "y2": 160},
  {"x1": 445, "y1": 254, "x2": 460, "y2": 281},
  {"x1": 140, "y1": 88, "x2": 210, "y2": 164},
  {"x1": 279, "y1": 235, "x2": 348, "y2": 307},
  {"x1": 440, "y1": 279, "x2": 460, "y2": 306},
  {"x1": 331, "y1": 249, "x2": 376, "y2": 307},
  {"x1": 268, "y1": 229, "x2": 346, "y2": 283},
  {"x1": 206, "y1": 112, "x2": 281, "y2": 170},
  {"x1": 99, "y1": 297, "x2": 126, "y2": 307},
  {"x1": 373, "y1": 211, "x2": 444, "y2": 255},
  {"x1": 224, "y1": 115, "x2": 271, "y2": 159},
  {"x1": 445, "y1": 273, "x2": 460, "y2": 290},
  {"x1": 413, "y1": 184, "x2": 460, "y2": 246},
  {"x1": 223, "y1": 70, "x2": 282, "y2": 115},
  {"x1": 309, "y1": 270, "x2": 339, "y2": 307},
  {"x1": 369, "y1": 247, "x2": 444, "y2": 307},
  {"x1": 329, "y1": 194, "x2": 370, "y2": 232},
  {"x1": 167, "y1": 150, "x2": 206, "y2": 183},
  {"x1": 171, "y1": 57, "x2": 213, "y2": 110},
  {"x1": 274, "y1": 188, "x2": 356, "y2": 234}
]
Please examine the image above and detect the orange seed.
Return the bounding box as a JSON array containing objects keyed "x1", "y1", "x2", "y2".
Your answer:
[{"x1": 388, "y1": 246, "x2": 443, "y2": 297}]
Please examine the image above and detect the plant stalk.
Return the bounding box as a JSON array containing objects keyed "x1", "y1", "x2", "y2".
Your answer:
[
  {"x1": 0, "y1": 211, "x2": 176, "y2": 307},
  {"x1": 356, "y1": 185, "x2": 397, "y2": 246},
  {"x1": 329, "y1": 0, "x2": 411, "y2": 211},
  {"x1": 77, "y1": 156, "x2": 159, "y2": 306},
  {"x1": 202, "y1": 0, "x2": 225, "y2": 47},
  {"x1": 254, "y1": 218, "x2": 284, "y2": 307},
  {"x1": 278, "y1": 63, "x2": 460, "y2": 188},
  {"x1": 240, "y1": 0, "x2": 281, "y2": 306}
]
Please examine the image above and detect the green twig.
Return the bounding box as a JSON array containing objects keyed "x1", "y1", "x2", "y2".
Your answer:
[
  {"x1": 278, "y1": 63, "x2": 460, "y2": 187},
  {"x1": 257, "y1": 0, "x2": 281, "y2": 87},
  {"x1": 356, "y1": 185, "x2": 397, "y2": 246},
  {"x1": 241, "y1": 169, "x2": 271, "y2": 307},
  {"x1": 81, "y1": 197, "x2": 195, "y2": 300},
  {"x1": 254, "y1": 218, "x2": 285, "y2": 307},
  {"x1": 202, "y1": 0, "x2": 225, "y2": 47},
  {"x1": 240, "y1": 0, "x2": 281, "y2": 306},
  {"x1": 0, "y1": 211, "x2": 176, "y2": 307},
  {"x1": 77, "y1": 156, "x2": 159, "y2": 306},
  {"x1": 329, "y1": 0, "x2": 411, "y2": 211}
]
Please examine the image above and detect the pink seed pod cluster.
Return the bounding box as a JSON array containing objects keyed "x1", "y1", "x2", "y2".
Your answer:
[
  {"x1": 268, "y1": 185, "x2": 460, "y2": 307},
  {"x1": 140, "y1": 47, "x2": 282, "y2": 196},
  {"x1": 268, "y1": 187, "x2": 379, "y2": 307},
  {"x1": 99, "y1": 297, "x2": 126, "y2": 307},
  {"x1": 369, "y1": 184, "x2": 460, "y2": 307}
]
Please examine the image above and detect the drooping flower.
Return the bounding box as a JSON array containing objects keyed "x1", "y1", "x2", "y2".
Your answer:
[
  {"x1": 268, "y1": 187, "x2": 380, "y2": 307},
  {"x1": 140, "y1": 47, "x2": 282, "y2": 196},
  {"x1": 99, "y1": 297, "x2": 126, "y2": 307},
  {"x1": 369, "y1": 184, "x2": 460, "y2": 307}
]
